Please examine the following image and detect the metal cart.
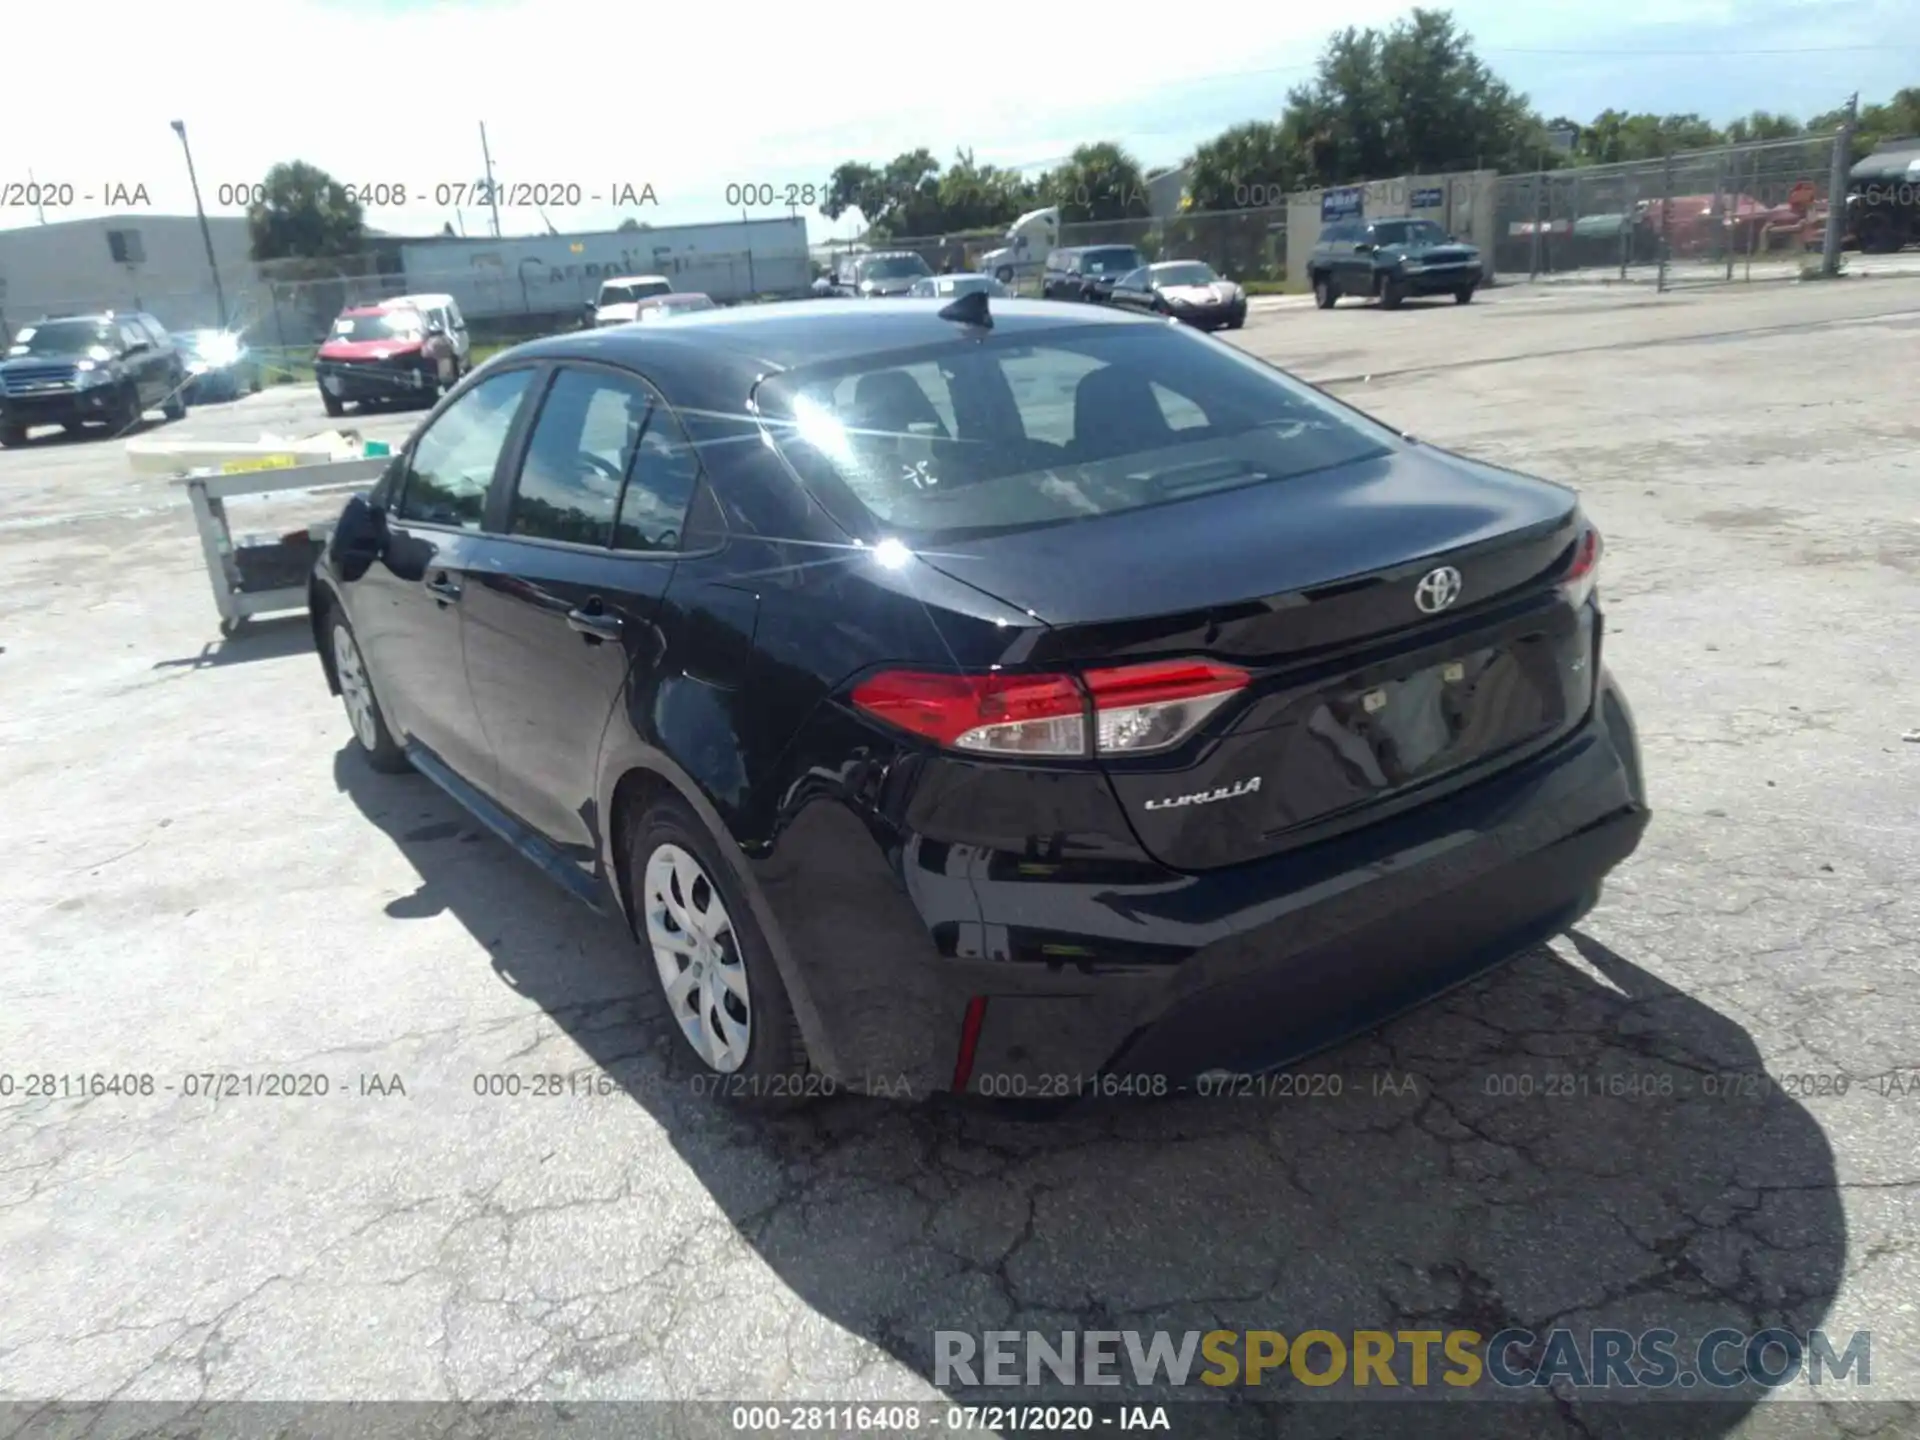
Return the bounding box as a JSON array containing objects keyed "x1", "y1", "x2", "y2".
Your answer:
[{"x1": 175, "y1": 456, "x2": 389, "y2": 637}]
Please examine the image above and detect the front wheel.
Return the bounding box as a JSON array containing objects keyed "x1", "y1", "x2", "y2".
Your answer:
[
  {"x1": 321, "y1": 388, "x2": 345, "y2": 418},
  {"x1": 628, "y1": 796, "x2": 813, "y2": 1106},
  {"x1": 1379, "y1": 276, "x2": 1406, "y2": 309},
  {"x1": 1227, "y1": 310, "x2": 1246, "y2": 329},
  {"x1": 1312, "y1": 274, "x2": 1337, "y2": 309},
  {"x1": 329, "y1": 612, "x2": 410, "y2": 773},
  {"x1": 0, "y1": 424, "x2": 26, "y2": 448},
  {"x1": 163, "y1": 378, "x2": 187, "y2": 420},
  {"x1": 1454, "y1": 286, "x2": 1475, "y2": 305}
]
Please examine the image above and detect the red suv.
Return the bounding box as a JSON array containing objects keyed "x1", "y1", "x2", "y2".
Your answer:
[{"x1": 315, "y1": 302, "x2": 460, "y2": 416}]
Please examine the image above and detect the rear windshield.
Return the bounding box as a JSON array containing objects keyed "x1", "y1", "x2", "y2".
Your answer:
[
  {"x1": 755, "y1": 324, "x2": 1398, "y2": 544},
  {"x1": 858, "y1": 255, "x2": 932, "y2": 280},
  {"x1": 1079, "y1": 248, "x2": 1142, "y2": 274}
]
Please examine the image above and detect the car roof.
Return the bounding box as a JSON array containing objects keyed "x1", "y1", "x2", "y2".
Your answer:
[
  {"x1": 601, "y1": 274, "x2": 670, "y2": 286},
  {"x1": 502, "y1": 297, "x2": 1160, "y2": 376}
]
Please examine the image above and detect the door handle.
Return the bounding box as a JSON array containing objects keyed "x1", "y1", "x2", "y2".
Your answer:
[
  {"x1": 566, "y1": 606, "x2": 623, "y2": 641},
  {"x1": 425, "y1": 573, "x2": 462, "y2": 603}
]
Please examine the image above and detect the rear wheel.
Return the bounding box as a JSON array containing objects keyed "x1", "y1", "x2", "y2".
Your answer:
[
  {"x1": 628, "y1": 795, "x2": 813, "y2": 1106},
  {"x1": 330, "y1": 612, "x2": 410, "y2": 772},
  {"x1": 1856, "y1": 212, "x2": 1900, "y2": 254},
  {"x1": 1312, "y1": 273, "x2": 1337, "y2": 308}
]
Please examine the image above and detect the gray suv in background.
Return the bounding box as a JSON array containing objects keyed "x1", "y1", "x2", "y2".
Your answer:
[
  {"x1": 833, "y1": 251, "x2": 934, "y2": 297},
  {"x1": 0, "y1": 311, "x2": 188, "y2": 446}
]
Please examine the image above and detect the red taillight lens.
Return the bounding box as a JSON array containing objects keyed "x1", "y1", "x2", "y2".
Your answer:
[
  {"x1": 851, "y1": 659, "x2": 1251, "y2": 758},
  {"x1": 850, "y1": 670, "x2": 1087, "y2": 756},
  {"x1": 1560, "y1": 525, "x2": 1602, "y2": 608},
  {"x1": 1083, "y1": 660, "x2": 1251, "y2": 754}
]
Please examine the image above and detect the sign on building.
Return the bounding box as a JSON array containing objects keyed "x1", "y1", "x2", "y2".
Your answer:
[
  {"x1": 1321, "y1": 186, "x2": 1364, "y2": 222},
  {"x1": 1411, "y1": 188, "x2": 1444, "y2": 210}
]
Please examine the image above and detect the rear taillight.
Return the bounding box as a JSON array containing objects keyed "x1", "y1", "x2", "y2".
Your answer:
[
  {"x1": 850, "y1": 660, "x2": 1251, "y2": 758},
  {"x1": 1082, "y1": 660, "x2": 1250, "y2": 754},
  {"x1": 1560, "y1": 525, "x2": 1602, "y2": 609}
]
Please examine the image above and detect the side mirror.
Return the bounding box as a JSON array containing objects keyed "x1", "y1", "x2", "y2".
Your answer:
[{"x1": 328, "y1": 493, "x2": 389, "y2": 581}]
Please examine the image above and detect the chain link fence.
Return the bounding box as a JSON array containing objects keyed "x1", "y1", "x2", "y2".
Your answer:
[{"x1": 1492, "y1": 135, "x2": 1843, "y2": 289}]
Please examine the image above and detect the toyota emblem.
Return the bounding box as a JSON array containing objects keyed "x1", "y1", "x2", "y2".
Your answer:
[{"x1": 1414, "y1": 566, "x2": 1463, "y2": 614}]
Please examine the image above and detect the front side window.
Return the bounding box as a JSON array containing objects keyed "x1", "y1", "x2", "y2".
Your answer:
[
  {"x1": 757, "y1": 325, "x2": 1399, "y2": 545},
  {"x1": 394, "y1": 368, "x2": 534, "y2": 529},
  {"x1": 508, "y1": 368, "x2": 649, "y2": 546}
]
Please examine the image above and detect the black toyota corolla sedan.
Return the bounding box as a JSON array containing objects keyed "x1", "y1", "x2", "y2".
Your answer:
[{"x1": 310, "y1": 294, "x2": 1648, "y2": 1104}]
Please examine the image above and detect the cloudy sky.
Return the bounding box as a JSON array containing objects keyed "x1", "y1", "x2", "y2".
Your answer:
[{"x1": 4, "y1": 0, "x2": 1908, "y2": 243}]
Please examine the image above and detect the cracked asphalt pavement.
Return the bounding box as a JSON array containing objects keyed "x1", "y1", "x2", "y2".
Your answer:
[{"x1": 2, "y1": 280, "x2": 1917, "y2": 1439}]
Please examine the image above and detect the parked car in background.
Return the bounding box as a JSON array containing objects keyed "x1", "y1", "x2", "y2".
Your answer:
[
  {"x1": 315, "y1": 302, "x2": 460, "y2": 417},
  {"x1": 589, "y1": 275, "x2": 674, "y2": 328},
  {"x1": 1042, "y1": 245, "x2": 1148, "y2": 302},
  {"x1": 0, "y1": 311, "x2": 186, "y2": 446},
  {"x1": 312, "y1": 294, "x2": 1647, "y2": 1105},
  {"x1": 636, "y1": 293, "x2": 718, "y2": 322},
  {"x1": 833, "y1": 251, "x2": 934, "y2": 297},
  {"x1": 1848, "y1": 141, "x2": 1920, "y2": 253},
  {"x1": 1309, "y1": 217, "x2": 1483, "y2": 309},
  {"x1": 908, "y1": 273, "x2": 1011, "y2": 299},
  {"x1": 1105, "y1": 261, "x2": 1248, "y2": 330},
  {"x1": 173, "y1": 329, "x2": 262, "y2": 401},
  {"x1": 388, "y1": 293, "x2": 472, "y2": 374}
]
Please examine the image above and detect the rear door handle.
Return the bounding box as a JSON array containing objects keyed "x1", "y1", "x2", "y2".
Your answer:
[
  {"x1": 566, "y1": 607, "x2": 623, "y2": 641},
  {"x1": 425, "y1": 573, "x2": 462, "y2": 603}
]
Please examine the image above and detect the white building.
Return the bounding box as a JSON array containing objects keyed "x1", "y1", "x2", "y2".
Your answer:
[{"x1": 0, "y1": 214, "x2": 266, "y2": 337}]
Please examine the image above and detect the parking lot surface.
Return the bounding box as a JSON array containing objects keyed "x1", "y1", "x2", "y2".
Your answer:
[{"x1": 3, "y1": 281, "x2": 1918, "y2": 1437}]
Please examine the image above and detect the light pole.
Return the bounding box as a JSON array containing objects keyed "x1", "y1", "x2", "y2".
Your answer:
[{"x1": 170, "y1": 120, "x2": 229, "y2": 330}]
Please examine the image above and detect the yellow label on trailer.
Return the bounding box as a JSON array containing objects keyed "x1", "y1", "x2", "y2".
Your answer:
[{"x1": 219, "y1": 454, "x2": 299, "y2": 474}]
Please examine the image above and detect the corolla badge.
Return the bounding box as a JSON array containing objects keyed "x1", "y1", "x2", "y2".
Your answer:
[
  {"x1": 1414, "y1": 565, "x2": 1463, "y2": 614},
  {"x1": 1142, "y1": 776, "x2": 1262, "y2": 812}
]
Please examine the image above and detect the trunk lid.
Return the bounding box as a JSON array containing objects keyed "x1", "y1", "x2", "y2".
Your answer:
[{"x1": 916, "y1": 446, "x2": 1597, "y2": 870}]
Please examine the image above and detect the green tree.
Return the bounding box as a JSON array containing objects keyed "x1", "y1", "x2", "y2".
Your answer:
[
  {"x1": 1186, "y1": 121, "x2": 1303, "y2": 210},
  {"x1": 1040, "y1": 142, "x2": 1151, "y2": 221},
  {"x1": 821, "y1": 151, "x2": 943, "y2": 236},
  {"x1": 1274, "y1": 9, "x2": 1542, "y2": 185},
  {"x1": 247, "y1": 161, "x2": 367, "y2": 262},
  {"x1": 935, "y1": 149, "x2": 1036, "y2": 231},
  {"x1": 1811, "y1": 87, "x2": 1920, "y2": 164},
  {"x1": 1723, "y1": 110, "x2": 1805, "y2": 145},
  {"x1": 1575, "y1": 110, "x2": 1724, "y2": 164}
]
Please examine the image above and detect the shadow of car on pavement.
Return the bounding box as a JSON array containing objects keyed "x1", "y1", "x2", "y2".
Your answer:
[{"x1": 332, "y1": 746, "x2": 1853, "y2": 1440}]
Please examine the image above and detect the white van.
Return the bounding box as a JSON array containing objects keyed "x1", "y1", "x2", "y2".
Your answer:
[
  {"x1": 589, "y1": 275, "x2": 674, "y2": 328},
  {"x1": 387, "y1": 293, "x2": 471, "y2": 375},
  {"x1": 978, "y1": 208, "x2": 1061, "y2": 286}
]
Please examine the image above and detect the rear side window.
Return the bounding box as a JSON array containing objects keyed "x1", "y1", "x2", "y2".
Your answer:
[
  {"x1": 614, "y1": 399, "x2": 701, "y2": 552},
  {"x1": 507, "y1": 367, "x2": 648, "y2": 545},
  {"x1": 758, "y1": 325, "x2": 1399, "y2": 544}
]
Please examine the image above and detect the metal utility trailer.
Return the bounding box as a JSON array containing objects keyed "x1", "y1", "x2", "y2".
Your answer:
[{"x1": 176, "y1": 456, "x2": 389, "y2": 637}]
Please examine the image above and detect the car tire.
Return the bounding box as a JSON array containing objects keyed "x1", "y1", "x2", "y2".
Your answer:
[
  {"x1": 1379, "y1": 276, "x2": 1406, "y2": 309},
  {"x1": 0, "y1": 424, "x2": 27, "y2": 448},
  {"x1": 1856, "y1": 213, "x2": 1900, "y2": 255},
  {"x1": 321, "y1": 388, "x2": 345, "y2": 418},
  {"x1": 163, "y1": 377, "x2": 187, "y2": 420},
  {"x1": 1454, "y1": 286, "x2": 1475, "y2": 305},
  {"x1": 327, "y1": 610, "x2": 410, "y2": 773},
  {"x1": 1312, "y1": 273, "x2": 1337, "y2": 309},
  {"x1": 61, "y1": 422, "x2": 86, "y2": 437},
  {"x1": 1227, "y1": 310, "x2": 1246, "y2": 329},
  {"x1": 627, "y1": 794, "x2": 815, "y2": 1107}
]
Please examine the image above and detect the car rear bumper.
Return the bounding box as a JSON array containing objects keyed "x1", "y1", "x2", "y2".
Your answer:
[
  {"x1": 750, "y1": 670, "x2": 1649, "y2": 1100},
  {"x1": 0, "y1": 386, "x2": 126, "y2": 427}
]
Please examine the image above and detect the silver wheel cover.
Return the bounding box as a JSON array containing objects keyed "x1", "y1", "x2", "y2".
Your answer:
[
  {"x1": 642, "y1": 843, "x2": 752, "y2": 1073},
  {"x1": 332, "y1": 624, "x2": 380, "y2": 751}
]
